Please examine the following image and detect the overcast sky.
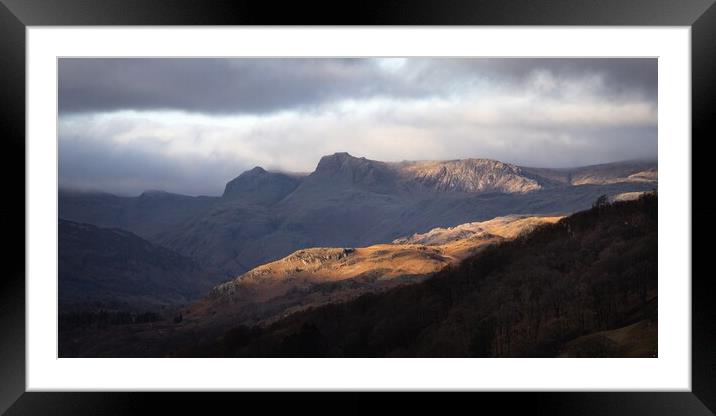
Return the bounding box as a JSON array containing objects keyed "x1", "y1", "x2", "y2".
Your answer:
[{"x1": 58, "y1": 58, "x2": 657, "y2": 196}]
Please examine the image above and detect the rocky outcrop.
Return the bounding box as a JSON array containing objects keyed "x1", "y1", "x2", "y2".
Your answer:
[{"x1": 393, "y1": 215, "x2": 560, "y2": 245}]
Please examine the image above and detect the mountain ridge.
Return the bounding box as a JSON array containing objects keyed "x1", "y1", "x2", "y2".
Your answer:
[{"x1": 59, "y1": 155, "x2": 657, "y2": 198}]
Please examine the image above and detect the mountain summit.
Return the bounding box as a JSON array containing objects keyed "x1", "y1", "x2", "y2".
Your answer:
[
  {"x1": 306, "y1": 152, "x2": 399, "y2": 192},
  {"x1": 223, "y1": 167, "x2": 301, "y2": 204}
]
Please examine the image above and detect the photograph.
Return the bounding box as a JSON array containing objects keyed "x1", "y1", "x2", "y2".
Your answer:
[
  {"x1": 2, "y1": 0, "x2": 712, "y2": 411},
  {"x1": 56, "y1": 57, "x2": 659, "y2": 358}
]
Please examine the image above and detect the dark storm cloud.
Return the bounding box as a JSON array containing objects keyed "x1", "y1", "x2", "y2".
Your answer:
[
  {"x1": 58, "y1": 58, "x2": 425, "y2": 115},
  {"x1": 58, "y1": 58, "x2": 657, "y2": 115}
]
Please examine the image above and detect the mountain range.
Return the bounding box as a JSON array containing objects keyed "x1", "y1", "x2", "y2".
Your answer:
[{"x1": 60, "y1": 153, "x2": 657, "y2": 282}]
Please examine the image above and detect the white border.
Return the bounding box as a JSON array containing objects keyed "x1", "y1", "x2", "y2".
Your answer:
[{"x1": 27, "y1": 27, "x2": 691, "y2": 391}]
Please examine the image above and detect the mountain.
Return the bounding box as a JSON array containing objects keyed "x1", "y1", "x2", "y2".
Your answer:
[
  {"x1": 179, "y1": 193, "x2": 657, "y2": 358},
  {"x1": 298, "y1": 153, "x2": 546, "y2": 194},
  {"x1": 222, "y1": 167, "x2": 302, "y2": 204},
  {"x1": 59, "y1": 219, "x2": 221, "y2": 310},
  {"x1": 398, "y1": 158, "x2": 543, "y2": 193},
  {"x1": 59, "y1": 153, "x2": 657, "y2": 278},
  {"x1": 303, "y1": 154, "x2": 656, "y2": 193},
  {"x1": 186, "y1": 214, "x2": 562, "y2": 327},
  {"x1": 305, "y1": 152, "x2": 400, "y2": 193}
]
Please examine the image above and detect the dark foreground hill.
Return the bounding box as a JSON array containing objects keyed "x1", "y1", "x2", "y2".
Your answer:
[
  {"x1": 59, "y1": 219, "x2": 221, "y2": 311},
  {"x1": 179, "y1": 193, "x2": 657, "y2": 358}
]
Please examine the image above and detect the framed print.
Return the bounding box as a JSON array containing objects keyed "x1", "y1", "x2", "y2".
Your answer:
[{"x1": 1, "y1": 0, "x2": 714, "y2": 414}]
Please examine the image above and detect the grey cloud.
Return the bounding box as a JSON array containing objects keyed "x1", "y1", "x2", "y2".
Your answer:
[
  {"x1": 58, "y1": 58, "x2": 656, "y2": 115},
  {"x1": 425, "y1": 58, "x2": 657, "y2": 98},
  {"x1": 59, "y1": 58, "x2": 426, "y2": 115}
]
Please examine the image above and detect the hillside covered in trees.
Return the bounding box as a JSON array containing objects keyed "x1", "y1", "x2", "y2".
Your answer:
[{"x1": 178, "y1": 193, "x2": 657, "y2": 358}]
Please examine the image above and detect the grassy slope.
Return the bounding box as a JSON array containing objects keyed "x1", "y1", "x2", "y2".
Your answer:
[{"x1": 187, "y1": 215, "x2": 562, "y2": 326}]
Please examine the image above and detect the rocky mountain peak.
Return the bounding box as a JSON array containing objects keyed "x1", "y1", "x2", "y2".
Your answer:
[
  {"x1": 309, "y1": 152, "x2": 398, "y2": 191},
  {"x1": 222, "y1": 166, "x2": 301, "y2": 203},
  {"x1": 315, "y1": 152, "x2": 366, "y2": 172},
  {"x1": 246, "y1": 166, "x2": 267, "y2": 175}
]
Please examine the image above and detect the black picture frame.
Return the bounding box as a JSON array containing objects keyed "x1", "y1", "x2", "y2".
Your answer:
[{"x1": 1, "y1": 0, "x2": 713, "y2": 414}]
